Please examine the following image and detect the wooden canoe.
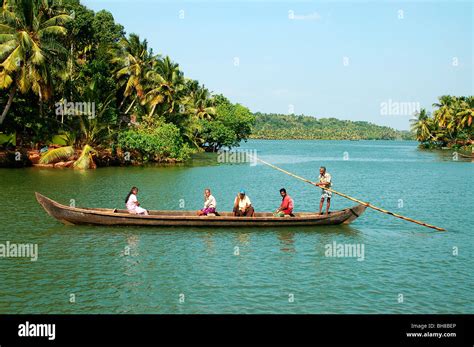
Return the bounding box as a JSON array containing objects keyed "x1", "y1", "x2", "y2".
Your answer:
[{"x1": 35, "y1": 192, "x2": 367, "y2": 227}]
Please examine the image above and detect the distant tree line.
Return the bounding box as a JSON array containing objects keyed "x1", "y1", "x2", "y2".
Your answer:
[{"x1": 251, "y1": 113, "x2": 413, "y2": 140}]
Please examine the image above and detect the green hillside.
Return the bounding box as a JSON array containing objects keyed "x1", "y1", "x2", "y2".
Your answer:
[{"x1": 251, "y1": 113, "x2": 413, "y2": 140}]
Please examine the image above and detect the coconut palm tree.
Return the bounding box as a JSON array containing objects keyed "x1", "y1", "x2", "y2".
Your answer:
[
  {"x1": 432, "y1": 95, "x2": 455, "y2": 128},
  {"x1": 112, "y1": 33, "x2": 155, "y2": 114},
  {"x1": 141, "y1": 68, "x2": 167, "y2": 117},
  {"x1": 0, "y1": 0, "x2": 71, "y2": 124},
  {"x1": 185, "y1": 82, "x2": 216, "y2": 121},
  {"x1": 457, "y1": 96, "x2": 474, "y2": 130},
  {"x1": 76, "y1": 80, "x2": 115, "y2": 147},
  {"x1": 39, "y1": 80, "x2": 115, "y2": 169},
  {"x1": 410, "y1": 108, "x2": 433, "y2": 142},
  {"x1": 413, "y1": 95, "x2": 474, "y2": 147},
  {"x1": 178, "y1": 82, "x2": 216, "y2": 147},
  {"x1": 146, "y1": 56, "x2": 185, "y2": 117}
]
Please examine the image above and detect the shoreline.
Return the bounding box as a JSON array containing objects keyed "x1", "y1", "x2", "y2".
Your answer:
[
  {"x1": 247, "y1": 137, "x2": 414, "y2": 141},
  {"x1": 1, "y1": 140, "x2": 469, "y2": 169}
]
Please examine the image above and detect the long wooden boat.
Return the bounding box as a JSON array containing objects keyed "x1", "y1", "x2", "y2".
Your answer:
[{"x1": 36, "y1": 192, "x2": 367, "y2": 227}]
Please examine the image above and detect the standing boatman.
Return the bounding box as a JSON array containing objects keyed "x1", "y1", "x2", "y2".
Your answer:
[{"x1": 316, "y1": 166, "x2": 332, "y2": 215}]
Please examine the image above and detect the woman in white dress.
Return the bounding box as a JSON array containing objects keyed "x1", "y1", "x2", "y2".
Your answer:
[{"x1": 125, "y1": 187, "x2": 149, "y2": 215}]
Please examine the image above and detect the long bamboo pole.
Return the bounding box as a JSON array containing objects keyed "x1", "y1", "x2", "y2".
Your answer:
[{"x1": 250, "y1": 155, "x2": 446, "y2": 232}]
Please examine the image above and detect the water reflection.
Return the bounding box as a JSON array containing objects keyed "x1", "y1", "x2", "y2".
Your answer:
[
  {"x1": 40, "y1": 223, "x2": 76, "y2": 235},
  {"x1": 126, "y1": 234, "x2": 140, "y2": 257},
  {"x1": 277, "y1": 231, "x2": 295, "y2": 253},
  {"x1": 429, "y1": 149, "x2": 474, "y2": 162},
  {"x1": 116, "y1": 234, "x2": 141, "y2": 282},
  {"x1": 236, "y1": 232, "x2": 250, "y2": 245},
  {"x1": 200, "y1": 232, "x2": 215, "y2": 253}
]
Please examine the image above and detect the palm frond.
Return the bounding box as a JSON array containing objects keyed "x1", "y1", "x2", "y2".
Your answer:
[
  {"x1": 39, "y1": 146, "x2": 74, "y2": 164},
  {"x1": 40, "y1": 14, "x2": 72, "y2": 29},
  {"x1": 50, "y1": 132, "x2": 76, "y2": 146},
  {"x1": 0, "y1": 39, "x2": 18, "y2": 59},
  {"x1": 0, "y1": 23, "x2": 16, "y2": 34},
  {"x1": 73, "y1": 145, "x2": 96, "y2": 170},
  {"x1": 0, "y1": 34, "x2": 16, "y2": 43},
  {"x1": 0, "y1": 70, "x2": 13, "y2": 88},
  {"x1": 30, "y1": 40, "x2": 45, "y2": 65},
  {"x1": 1, "y1": 45, "x2": 22, "y2": 73},
  {"x1": 38, "y1": 25, "x2": 67, "y2": 37}
]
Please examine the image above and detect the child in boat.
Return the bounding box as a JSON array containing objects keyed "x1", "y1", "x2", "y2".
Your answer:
[
  {"x1": 197, "y1": 188, "x2": 217, "y2": 216},
  {"x1": 125, "y1": 187, "x2": 149, "y2": 215},
  {"x1": 274, "y1": 188, "x2": 294, "y2": 217}
]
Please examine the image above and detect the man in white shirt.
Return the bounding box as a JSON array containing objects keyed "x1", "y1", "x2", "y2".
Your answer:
[
  {"x1": 233, "y1": 190, "x2": 255, "y2": 217},
  {"x1": 197, "y1": 188, "x2": 217, "y2": 216},
  {"x1": 316, "y1": 166, "x2": 332, "y2": 215}
]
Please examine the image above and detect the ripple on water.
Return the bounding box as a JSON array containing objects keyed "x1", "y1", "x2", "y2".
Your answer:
[{"x1": 0, "y1": 140, "x2": 472, "y2": 313}]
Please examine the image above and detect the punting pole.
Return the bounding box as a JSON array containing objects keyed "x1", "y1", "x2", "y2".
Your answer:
[{"x1": 250, "y1": 155, "x2": 446, "y2": 232}]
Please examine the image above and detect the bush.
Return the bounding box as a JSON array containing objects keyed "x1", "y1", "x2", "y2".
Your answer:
[
  {"x1": 118, "y1": 122, "x2": 194, "y2": 162},
  {"x1": 200, "y1": 95, "x2": 255, "y2": 151},
  {"x1": 200, "y1": 120, "x2": 237, "y2": 151}
]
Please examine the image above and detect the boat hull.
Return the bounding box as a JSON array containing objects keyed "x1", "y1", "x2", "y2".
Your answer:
[{"x1": 35, "y1": 192, "x2": 367, "y2": 227}]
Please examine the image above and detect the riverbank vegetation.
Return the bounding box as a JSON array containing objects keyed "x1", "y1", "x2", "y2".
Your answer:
[
  {"x1": 0, "y1": 0, "x2": 254, "y2": 168},
  {"x1": 3, "y1": 1, "x2": 466, "y2": 169},
  {"x1": 251, "y1": 113, "x2": 413, "y2": 140},
  {"x1": 411, "y1": 96, "x2": 473, "y2": 153}
]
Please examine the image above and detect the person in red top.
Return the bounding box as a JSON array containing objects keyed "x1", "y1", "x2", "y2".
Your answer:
[{"x1": 274, "y1": 188, "x2": 294, "y2": 217}]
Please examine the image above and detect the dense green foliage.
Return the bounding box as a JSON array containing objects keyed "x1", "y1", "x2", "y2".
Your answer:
[
  {"x1": 200, "y1": 95, "x2": 254, "y2": 151},
  {"x1": 251, "y1": 113, "x2": 413, "y2": 140},
  {"x1": 118, "y1": 117, "x2": 192, "y2": 162},
  {"x1": 0, "y1": 0, "x2": 254, "y2": 165},
  {"x1": 411, "y1": 96, "x2": 474, "y2": 150}
]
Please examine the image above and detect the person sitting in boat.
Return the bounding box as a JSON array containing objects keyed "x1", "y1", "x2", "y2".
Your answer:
[
  {"x1": 274, "y1": 188, "x2": 294, "y2": 217},
  {"x1": 233, "y1": 190, "x2": 255, "y2": 217},
  {"x1": 125, "y1": 187, "x2": 149, "y2": 215},
  {"x1": 315, "y1": 166, "x2": 332, "y2": 215},
  {"x1": 197, "y1": 188, "x2": 217, "y2": 216}
]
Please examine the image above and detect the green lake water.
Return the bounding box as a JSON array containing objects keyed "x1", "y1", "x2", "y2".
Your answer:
[{"x1": 0, "y1": 140, "x2": 472, "y2": 313}]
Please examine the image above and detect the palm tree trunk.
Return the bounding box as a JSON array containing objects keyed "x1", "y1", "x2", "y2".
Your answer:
[
  {"x1": 0, "y1": 85, "x2": 17, "y2": 125},
  {"x1": 125, "y1": 97, "x2": 137, "y2": 115},
  {"x1": 119, "y1": 95, "x2": 128, "y2": 110},
  {"x1": 39, "y1": 90, "x2": 43, "y2": 118},
  {"x1": 148, "y1": 103, "x2": 157, "y2": 117},
  {"x1": 70, "y1": 43, "x2": 74, "y2": 101}
]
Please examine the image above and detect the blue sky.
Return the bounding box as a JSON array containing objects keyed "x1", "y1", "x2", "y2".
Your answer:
[{"x1": 83, "y1": 0, "x2": 472, "y2": 130}]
